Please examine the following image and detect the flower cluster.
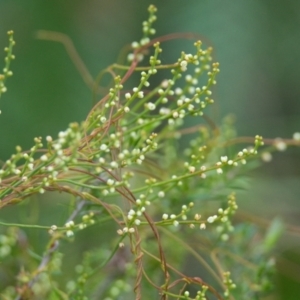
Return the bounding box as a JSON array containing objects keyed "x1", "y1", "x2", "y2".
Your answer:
[
  {"x1": 0, "y1": 4, "x2": 299, "y2": 300},
  {"x1": 0, "y1": 31, "x2": 15, "y2": 105},
  {"x1": 223, "y1": 271, "x2": 236, "y2": 299},
  {"x1": 128, "y1": 5, "x2": 157, "y2": 62}
]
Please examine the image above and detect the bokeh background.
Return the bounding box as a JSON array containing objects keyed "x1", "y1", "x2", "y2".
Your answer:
[{"x1": 0, "y1": 0, "x2": 300, "y2": 298}]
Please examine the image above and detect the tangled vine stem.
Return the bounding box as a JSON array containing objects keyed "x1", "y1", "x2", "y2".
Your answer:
[{"x1": 0, "y1": 4, "x2": 300, "y2": 300}]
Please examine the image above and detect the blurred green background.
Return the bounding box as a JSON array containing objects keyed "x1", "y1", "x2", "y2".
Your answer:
[{"x1": 0, "y1": 0, "x2": 300, "y2": 298}]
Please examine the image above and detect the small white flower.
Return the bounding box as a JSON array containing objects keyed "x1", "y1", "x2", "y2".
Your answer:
[
  {"x1": 220, "y1": 156, "x2": 228, "y2": 163},
  {"x1": 180, "y1": 60, "x2": 188, "y2": 72},
  {"x1": 128, "y1": 227, "x2": 135, "y2": 233},
  {"x1": 66, "y1": 230, "x2": 74, "y2": 237},
  {"x1": 128, "y1": 209, "x2": 135, "y2": 216},
  {"x1": 125, "y1": 92, "x2": 131, "y2": 100},
  {"x1": 148, "y1": 68, "x2": 157, "y2": 75},
  {"x1": 184, "y1": 291, "x2": 190, "y2": 297},
  {"x1": 184, "y1": 54, "x2": 193, "y2": 60},
  {"x1": 168, "y1": 118, "x2": 175, "y2": 125},
  {"x1": 158, "y1": 88, "x2": 164, "y2": 95},
  {"x1": 175, "y1": 87, "x2": 182, "y2": 95},
  {"x1": 65, "y1": 221, "x2": 74, "y2": 228},
  {"x1": 274, "y1": 138, "x2": 287, "y2": 151},
  {"x1": 58, "y1": 131, "x2": 66, "y2": 138},
  {"x1": 100, "y1": 116, "x2": 106, "y2": 123},
  {"x1": 158, "y1": 191, "x2": 165, "y2": 198},
  {"x1": 127, "y1": 53, "x2": 134, "y2": 61},
  {"x1": 195, "y1": 67, "x2": 201, "y2": 73},
  {"x1": 131, "y1": 41, "x2": 139, "y2": 48},
  {"x1": 185, "y1": 75, "x2": 192, "y2": 82},
  {"x1": 188, "y1": 104, "x2": 194, "y2": 111},
  {"x1": 146, "y1": 102, "x2": 156, "y2": 110},
  {"x1": 221, "y1": 216, "x2": 228, "y2": 222},
  {"x1": 207, "y1": 215, "x2": 217, "y2": 223},
  {"x1": 140, "y1": 37, "x2": 150, "y2": 45},
  {"x1": 110, "y1": 161, "x2": 118, "y2": 168},
  {"x1": 194, "y1": 214, "x2": 201, "y2": 220},
  {"x1": 40, "y1": 155, "x2": 48, "y2": 162},
  {"x1": 188, "y1": 166, "x2": 196, "y2": 173},
  {"x1": 161, "y1": 80, "x2": 169, "y2": 88},
  {"x1": 137, "y1": 91, "x2": 144, "y2": 98},
  {"x1": 172, "y1": 111, "x2": 179, "y2": 118},
  {"x1": 293, "y1": 132, "x2": 300, "y2": 141},
  {"x1": 159, "y1": 107, "x2": 170, "y2": 115},
  {"x1": 217, "y1": 168, "x2": 223, "y2": 174},
  {"x1": 107, "y1": 179, "x2": 114, "y2": 186},
  {"x1": 100, "y1": 144, "x2": 108, "y2": 151},
  {"x1": 177, "y1": 99, "x2": 183, "y2": 106},
  {"x1": 192, "y1": 78, "x2": 198, "y2": 85},
  {"x1": 46, "y1": 136, "x2": 53, "y2": 142},
  {"x1": 200, "y1": 223, "x2": 206, "y2": 230},
  {"x1": 261, "y1": 152, "x2": 272, "y2": 162},
  {"x1": 162, "y1": 213, "x2": 168, "y2": 220},
  {"x1": 53, "y1": 143, "x2": 61, "y2": 150}
]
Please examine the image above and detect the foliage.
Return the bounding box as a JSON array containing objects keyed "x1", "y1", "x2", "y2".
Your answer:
[{"x1": 0, "y1": 5, "x2": 299, "y2": 300}]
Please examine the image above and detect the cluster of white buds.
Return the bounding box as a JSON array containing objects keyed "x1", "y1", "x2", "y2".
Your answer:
[{"x1": 0, "y1": 31, "x2": 15, "y2": 100}]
